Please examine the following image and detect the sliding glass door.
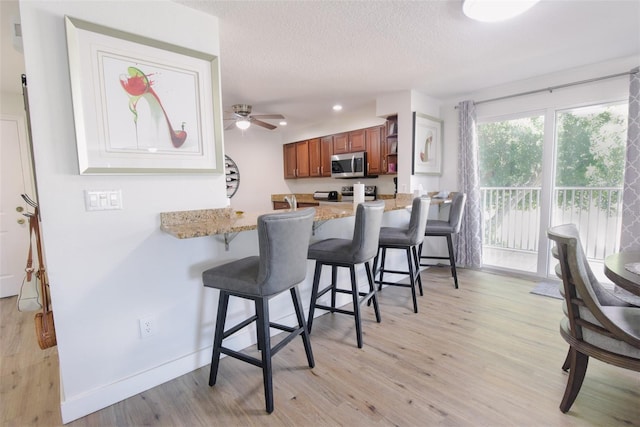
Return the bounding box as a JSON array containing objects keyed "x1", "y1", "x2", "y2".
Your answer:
[
  {"x1": 550, "y1": 102, "x2": 627, "y2": 276},
  {"x1": 479, "y1": 114, "x2": 544, "y2": 273},
  {"x1": 478, "y1": 101, "x2": 627, "y2": 278}
]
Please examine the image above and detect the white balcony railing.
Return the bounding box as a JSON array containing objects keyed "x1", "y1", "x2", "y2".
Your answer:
[{"x1": 481, "y1": 187, "x2": 623, "y2": 262}]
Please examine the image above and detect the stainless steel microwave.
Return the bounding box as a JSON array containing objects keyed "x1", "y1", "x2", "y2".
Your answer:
[{"x1": 331, "y1": 151, "x2": 366, "y2": 178}]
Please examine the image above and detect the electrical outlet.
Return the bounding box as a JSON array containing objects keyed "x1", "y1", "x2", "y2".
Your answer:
[{"x1": 139, "y1": 316, "x2": 155, "y2": 339}]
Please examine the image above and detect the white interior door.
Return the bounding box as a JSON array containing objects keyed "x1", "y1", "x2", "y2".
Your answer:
[{"x1": 0, "y1": 114, "x2": 35, "y2": 298}]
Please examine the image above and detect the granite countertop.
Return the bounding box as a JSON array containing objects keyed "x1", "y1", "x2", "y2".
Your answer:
[
  {"x1": 161, "y1": 194, "x2": 415, "y2": 239},
  {"x1": 270, "y1": 193, "x2": 398, "y2": 203}
]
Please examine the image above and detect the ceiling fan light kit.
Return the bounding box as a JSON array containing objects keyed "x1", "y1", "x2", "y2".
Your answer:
[
  {"x1": 224, "y1": 104, "x2": 285, "y2": 131},
  {"x1": 462, "y1": 0, "x2": 540, "y2": 22},
  {"x1": 235, "y1": 119, "x2": 251, "y2": 130}
]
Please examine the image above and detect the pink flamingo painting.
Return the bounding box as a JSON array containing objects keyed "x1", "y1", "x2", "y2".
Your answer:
[{"x1": 119, "y1": 66, "x2": 187, "y2": 148}]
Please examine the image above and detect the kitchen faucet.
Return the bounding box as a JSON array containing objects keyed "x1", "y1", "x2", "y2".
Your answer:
[{"x1": 284, "y1": 194, "x2": 297, "y2": 210}]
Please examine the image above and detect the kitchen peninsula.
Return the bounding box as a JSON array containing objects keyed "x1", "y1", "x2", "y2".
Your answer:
[{"x1": 160, "y1": 194, "x2": 414, "y2": 240}]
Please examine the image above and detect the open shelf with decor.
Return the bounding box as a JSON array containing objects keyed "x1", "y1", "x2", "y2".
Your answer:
[{"x1": 385, "y1": 115, "x2": 398, "y2": 174}]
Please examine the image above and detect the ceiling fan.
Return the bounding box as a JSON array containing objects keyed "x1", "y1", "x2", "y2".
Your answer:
[{"x1": 224, "y1": 104, "x2": 285, "y2": 131}]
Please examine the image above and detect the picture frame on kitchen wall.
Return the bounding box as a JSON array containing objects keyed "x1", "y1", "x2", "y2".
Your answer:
[
  {"x1": 65, "y1": 17, "x2": 223, "y2": 174},
  {"x1": 412, "y1": 112, "x2": 443, "y2": 175}
]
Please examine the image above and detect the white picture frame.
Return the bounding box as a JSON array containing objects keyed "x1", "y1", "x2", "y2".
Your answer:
[
  {"x1": 412, "y1": 112, "x2": 443, "y2": 175},
  {"x1": 65, "y1": 16, "x2": 223, "y2": 174}
]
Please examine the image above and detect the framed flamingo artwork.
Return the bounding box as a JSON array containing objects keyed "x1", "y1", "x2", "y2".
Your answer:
[
  {"x1": 412, "y1": 112, "x2": 443, "y2": 175},
  {"x1": 64, "y1": 16, "x2": 223, "y2": 174}
]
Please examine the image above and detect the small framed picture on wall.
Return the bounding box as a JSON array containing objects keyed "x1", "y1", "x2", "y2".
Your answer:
[
  {"x1": 390, "y1": 141, "x2": 397, "y2": 154},
  {"x1": 412, "y1": 112, "x2": 443, "y2": 175}
]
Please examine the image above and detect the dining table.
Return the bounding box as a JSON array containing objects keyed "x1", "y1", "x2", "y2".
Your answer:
[{"x1": 604, "y1": 251, "x2": 640, "y2": 297}]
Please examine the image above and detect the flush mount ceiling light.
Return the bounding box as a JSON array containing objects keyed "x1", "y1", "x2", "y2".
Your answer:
[
  {"x1": 279, "y1": 120, "x2": 287, "y2": 126},
  {"x1": 235, "y1": 119, "x2": 251, "y2": 130},
  {"x1": 332, "y1": 104, "x2": 343, "y2": 111},
  {"x1": 462, "y1": 0, "x2": 540, "y2": 22}
]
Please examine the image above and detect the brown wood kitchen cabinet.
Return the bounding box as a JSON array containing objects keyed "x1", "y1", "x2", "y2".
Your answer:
[
  {"x1": 284, "y1": 122, "x2": 393, "y2": 178},
  {"x1": 332, "y1": 129, "x2": 365, "y2": 154},
  {"x1": 283, "y1": 140, "x2": 310, "y2": 179},
  {"x1": 273, "y1": 201, "x2": 319, "y2": 210},
  {"x1": 332, "y1": 132, "x2": 348, "y2": 154},
  {"x1": 309, "y1": 136, "x2": 333, "y2": 177},
  {"x1": 365, "y1": 125, "x2": 383, "y2": 175}
]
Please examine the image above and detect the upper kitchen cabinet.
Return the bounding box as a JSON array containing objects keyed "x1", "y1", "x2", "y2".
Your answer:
[
  {"x1": 365, "y1": 126, "x2": 383, "y2": 175},
  {"x1": 283, "y1": 122, "x2": 389, "y2": 179},
  {"x1": 332, "y1": 129, "x2": 366, "y2": 154},
  {"x1": 283, "y1": 140, "x2": 310, "y2": 179},
  {"x1": 309, "y1": 136, "x2": 333, "y2": 177}
]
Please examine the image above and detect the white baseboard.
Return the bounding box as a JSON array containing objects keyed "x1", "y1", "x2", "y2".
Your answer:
[
  {"x1": 60, "y1": 345, "x2": 210, "y2": 423},
  {"x1": 59, "y1": 295, "x2": 365, "y2": 423},
  {"x1": 59, "y1": 331, "x2": 253, "y2": 424}
]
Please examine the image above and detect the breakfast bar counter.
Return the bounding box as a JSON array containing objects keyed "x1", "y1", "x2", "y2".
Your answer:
[{"x1": 160, "y1": 195, "x2": 415, "y2": 240}]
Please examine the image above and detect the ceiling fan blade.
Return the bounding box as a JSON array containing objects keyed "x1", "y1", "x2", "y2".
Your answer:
[
  {"x1": 224, "y1": 121, "x2": 236, "y2": 130},
  {"x1": 251, "y1": 114, "x2": 285, "y2": 120},
  {"x1": 251, "y1": 119, "x2": 277, "y2": 130}
]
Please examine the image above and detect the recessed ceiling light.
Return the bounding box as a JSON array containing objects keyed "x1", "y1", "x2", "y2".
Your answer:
[
  {"x1": 462, "y1": 0, "x2": 539, "y2": 22},
  {"x1": 279, "y1": 121, "x2": 287, "y2": 126},
  {"x1": 332, "y1": 104, "x2": 343, "y2": 111}
]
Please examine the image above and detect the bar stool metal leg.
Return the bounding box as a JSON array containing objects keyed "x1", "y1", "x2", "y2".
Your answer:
[
  {"x1": 411, "y1": 246, "x2": 424, "y2": 296},
  {"x1": 307, "y1": 262, "x2": 323, "y2": 333},
  {"x1": 209, "y1": 291, "x2": 229, "y2": 387},
  {"x1": 349, "y1": 265, "x2": 363, "y2": 348},
  {"x1": 290, "y1": 286, "x2": 315, "y2": 368},
  {"x1": 365, "y1": 261, "x2": 381, "y2": 322},
  {"x1": 446, "y1": 234, "x2": 459, "y2": 289},
  {"x1": 255, "y1": 298, "x2": 273, "y2": 413}
]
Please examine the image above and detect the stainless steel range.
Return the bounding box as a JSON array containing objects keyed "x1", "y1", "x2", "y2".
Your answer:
[{"x1": 341, "y1": 185, "x2": 377, "y2": 201}]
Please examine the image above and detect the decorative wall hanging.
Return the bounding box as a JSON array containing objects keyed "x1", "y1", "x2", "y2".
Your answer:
[
  {"x1": 412, "y1": 112, "x2": 443, "y2": 175},
  {"x1": 65, "y1": 16, "x2": 223, "y2": 174},
  {"x1": 224, "y1": 155, "x2": 240, "y2": 198}
]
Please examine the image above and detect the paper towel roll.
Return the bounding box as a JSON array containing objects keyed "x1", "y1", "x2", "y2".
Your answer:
[{"x1": 354, "y1": 182, "x2": 365, "y2": 205}]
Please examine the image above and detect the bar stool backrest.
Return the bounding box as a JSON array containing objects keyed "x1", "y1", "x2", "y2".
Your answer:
[
  {"x1": 448, "y1": 192, "x2": 467, "y2": 233},
  {"x1": 257, "y1": 208, "x2": 315, "y2": 296},
  {"x1": 408, "y1": 196, "x2": 431, "y2": 246},
  {"x1": 350, "y1": 200, "x2": 385, "y2": 264}
]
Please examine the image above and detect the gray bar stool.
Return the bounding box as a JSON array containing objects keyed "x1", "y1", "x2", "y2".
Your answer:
[
  {"x1": 307, "y1": 200, "x2": 385, "y2": 348},
  {"x1": 419, "y1": 192, "x2": 466, "y2": 289},
  {"x1": 373, "y1": 196, "x2": 430, "y2": 313},
  {"x1": 202, "y1": 208, "x2": 315, "y2": 414}
]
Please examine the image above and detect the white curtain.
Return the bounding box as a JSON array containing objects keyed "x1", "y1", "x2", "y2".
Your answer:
[
  {"x1": 456, "y1": 101, "x2": 482, "y2": 268},
  {"x1": 620, "y1": 67, "x2": 640, "y2": 251}
]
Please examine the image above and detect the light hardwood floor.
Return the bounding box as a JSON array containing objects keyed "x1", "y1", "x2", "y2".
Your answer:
[{"x1": 2, "y1": 268, "x2": 638, "y2": 426}]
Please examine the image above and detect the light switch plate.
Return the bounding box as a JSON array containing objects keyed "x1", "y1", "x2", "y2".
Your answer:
[{"x1": 84, "y1": 190, "x2": 122, "y2": 211}]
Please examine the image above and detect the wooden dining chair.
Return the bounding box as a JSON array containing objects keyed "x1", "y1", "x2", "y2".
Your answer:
[{"x1": 547, "y1": 224, "x2": 640, "y2": 413}]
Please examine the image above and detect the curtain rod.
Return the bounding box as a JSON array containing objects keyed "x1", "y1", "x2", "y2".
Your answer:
[{"x1": 458, "y1": 69, "x2": 638, "y2": 108}]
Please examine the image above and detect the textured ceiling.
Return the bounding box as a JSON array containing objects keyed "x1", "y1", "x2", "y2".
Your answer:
[
  {"x1": 2, "y1": 1, "x2": 639, "y2": 130},
  {"x1": 174, "y1": 0, "x2": 640, "y2": 129}
]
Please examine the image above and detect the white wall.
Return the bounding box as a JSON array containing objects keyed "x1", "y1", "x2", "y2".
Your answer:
[
  {"x1": 375, "y1": 91, "x2": 445, "y2": 197},
  {"x1": 19, "y1": 0, "x2": 229, "y2": 422},
  {"x1": 223, "y1": 128, "x2": 290, "y2": 212}
]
